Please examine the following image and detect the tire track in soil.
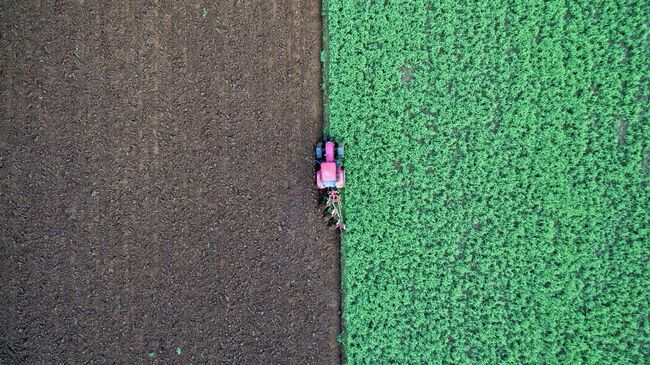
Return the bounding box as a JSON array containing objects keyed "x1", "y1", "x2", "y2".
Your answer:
[{"x1": 1, "y1": 0, "x2": 338, "y2": 363}]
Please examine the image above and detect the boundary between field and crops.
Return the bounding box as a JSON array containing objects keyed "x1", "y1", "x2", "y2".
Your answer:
[
  {"x1": 321, "y1": 0, "x2": 331, "y2": 136},
  {"x1": 320, "y1": 0, "x2": 345, "y2": 363}
]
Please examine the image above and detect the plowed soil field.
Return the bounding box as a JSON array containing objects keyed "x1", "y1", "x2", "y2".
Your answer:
[{"x1": 1, "y1": 1, "x2": 339, "y2": 363}]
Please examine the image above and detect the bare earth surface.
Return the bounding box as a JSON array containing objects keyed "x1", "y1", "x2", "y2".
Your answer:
[{"x1": 1, "y1": 1, "x2": 339, "y2": 363}]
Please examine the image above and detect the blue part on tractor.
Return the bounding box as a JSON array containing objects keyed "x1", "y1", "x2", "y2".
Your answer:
[
  {"x1": 323, "y1": 180, "x2": 336, "y2": 188},
  {"x1": 337, "y1": 145, "x2": 344, "y2": 158},
  {"x1": 336, "y1": 159, "x2": 342, "y2": 166},
  {"x1": 316, "y1": 143, "x2": 323, "y2": 160}
]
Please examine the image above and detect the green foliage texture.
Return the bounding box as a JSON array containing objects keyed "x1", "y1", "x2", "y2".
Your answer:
[{"x1": 323, "y1": 0, "x2": 649, "y2": 363}]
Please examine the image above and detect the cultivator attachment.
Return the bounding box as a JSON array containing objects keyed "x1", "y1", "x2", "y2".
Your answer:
[{"x1": 324, "y1": 190, "x2": 345, "y2": 231}]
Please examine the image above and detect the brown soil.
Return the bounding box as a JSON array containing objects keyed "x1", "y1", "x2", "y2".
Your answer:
[{"x1": 1, "y1": 1, "x2": 339, "y2": 363}]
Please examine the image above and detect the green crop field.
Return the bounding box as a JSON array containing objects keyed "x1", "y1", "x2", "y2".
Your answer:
[{"x1": 323, "y1": 0, "x2": 649, "y2": 363}]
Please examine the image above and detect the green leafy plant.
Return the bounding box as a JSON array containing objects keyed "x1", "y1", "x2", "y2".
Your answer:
[{"x1": 324, "y1": 0, "x2": 649, "y2": 363}]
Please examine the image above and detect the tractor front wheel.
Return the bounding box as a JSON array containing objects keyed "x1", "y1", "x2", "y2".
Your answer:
[{"x1": 336, "y1": 144, "x2": 344, "y2": 158}]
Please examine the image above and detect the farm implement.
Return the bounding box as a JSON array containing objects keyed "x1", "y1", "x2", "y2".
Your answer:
[{"x1": 315, "y1": 140, "x2": 346, "y2": 230}]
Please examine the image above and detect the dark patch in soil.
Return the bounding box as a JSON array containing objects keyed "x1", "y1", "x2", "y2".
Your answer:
[
  {"x1": 616, "y1": 119, "x2": 628, "y2": 146},
  {"x1": 1, "y1": 1, "x2": 338, "y2": 363},
  {"x1": 393, "y1": 160, "x2": 402, "y2": 171}
]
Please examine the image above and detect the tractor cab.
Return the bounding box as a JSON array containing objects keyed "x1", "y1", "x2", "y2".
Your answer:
[
  {"x1": 315, "y1": 140, "x2": 346, "y2": 230},
  {"x1": 315, "y1": 141, "x2": 345, "y2": 189}
]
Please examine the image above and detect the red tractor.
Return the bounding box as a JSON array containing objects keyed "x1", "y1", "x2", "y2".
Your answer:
[{"x1": 315, "y1": 141, "x2": 346, "y2": 230}]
